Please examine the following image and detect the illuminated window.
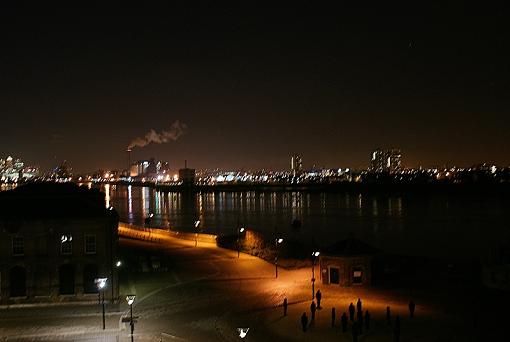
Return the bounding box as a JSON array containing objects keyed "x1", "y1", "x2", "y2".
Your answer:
[
  {"x1": 12, "y1": 236, "x2": 24, "y2": 256},
  {"x1": 61, "y1": 234, "x2": 73, "y2": 255},
  {"x1": 352, "y1": 268, "x2": 363, "y2": 284},
  {"x1": 85, "y1": 235, "x2": 96, "y2": 254}
]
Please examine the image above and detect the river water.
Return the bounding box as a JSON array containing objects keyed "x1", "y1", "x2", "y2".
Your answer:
[{"x1": 98, "y1": 184, "x2": 508, "y2": 261}]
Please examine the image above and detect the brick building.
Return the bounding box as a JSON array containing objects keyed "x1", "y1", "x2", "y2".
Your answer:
[
  {"x1": 319, "y1": 238, "x2": 380, "y2": 287},
  {"x1": 0, "y1": 183, "x2": 119, "y2": 304}
]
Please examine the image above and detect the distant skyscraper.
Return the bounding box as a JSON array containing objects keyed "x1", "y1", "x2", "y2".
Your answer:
[
  {"x1": 291, "y1": 154, "x2": 303, "y2": 175},
  {"x1": 0, "y1": 156, "x2": 38, "y2": 182},
  {"x1": 370, "y1": 148, "x2": 402, "y2": 173}
]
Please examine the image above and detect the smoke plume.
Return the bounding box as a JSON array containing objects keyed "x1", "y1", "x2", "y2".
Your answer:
[{"x1": 128, "y1": 120, "x2": 187, "y2": 149}]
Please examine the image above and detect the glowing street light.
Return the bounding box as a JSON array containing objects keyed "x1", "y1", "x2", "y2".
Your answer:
[
  {"x1": 237, "y1": 327, "x2": 250, "y2": 339},
  {"x1": 126, "y1": 295, "x2": 136, "y2": 342},
  {"x1": 116, "y1": 260, "x2": 122, "y2": 267},
  {"x1": 94, "y1": 277, "x2": 108, "y2": 330},
  {"x1": 312, "y1": 251, "x2": 320, "y2": 299},
  {"x1": 275, "y1": 237, "x2": 284, "y2": 278},
  {"x1": 194, "y1": 220, "x2": 201, "y2": 247},
  {"x1": 144, "y1": 213, "x2": 154, "y2": 226},
  {"x1": 237, "y1": 227, "x2": 245, "y2": 258}
]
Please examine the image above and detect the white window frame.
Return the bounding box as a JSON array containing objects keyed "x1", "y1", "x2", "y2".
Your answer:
[{"x1": 60, "y1": 234, "x2": 73, "y2": 255}]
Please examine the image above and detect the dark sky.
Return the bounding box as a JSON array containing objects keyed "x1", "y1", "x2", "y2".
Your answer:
[{"x1": 1, "y1": 4, "x2": 509, "y2": 172}]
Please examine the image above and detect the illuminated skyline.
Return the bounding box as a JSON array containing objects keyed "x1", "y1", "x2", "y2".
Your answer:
[{"x1": 1, "y1": 5, "x2": 508, "y2": 172}]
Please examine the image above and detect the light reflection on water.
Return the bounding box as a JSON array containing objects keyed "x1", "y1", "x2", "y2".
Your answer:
[{"x1": 97, "y1": 184, "x2": 509, "y2": 260}]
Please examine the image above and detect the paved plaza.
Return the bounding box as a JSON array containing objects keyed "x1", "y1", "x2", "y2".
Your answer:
[{"x1": 0, "y1": 231, "x2": 502, "y2": 341}]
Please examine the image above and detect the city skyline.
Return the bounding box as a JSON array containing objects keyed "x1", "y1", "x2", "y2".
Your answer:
[{"x1": 1, "y1": 5, "x2": 509, "y2": 172}]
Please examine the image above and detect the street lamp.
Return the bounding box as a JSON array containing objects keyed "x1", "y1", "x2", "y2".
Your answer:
[
  {"x1": 144, "y1": 213, "x2": 154, "y2": 226},
  {"x1": 311, "y1": 251, "x2": 320, "y2": 299},
  {"x1": 194, "y1": 220, "x2": 201, "y2": 247},
  {"x1": 94, "y1": 277, "x2": 108, "y2": 330},
  {"x1": 237, "y1": 227, "x2": 245, "y2": 258},
  {"x1": 275, "y1": 238, "x2": 284, "y2": 278},
  {"x1": 126, "y1": 294, "x2": 136, "y2": 342}
]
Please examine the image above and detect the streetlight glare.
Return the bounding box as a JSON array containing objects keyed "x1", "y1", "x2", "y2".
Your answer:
[
  {"x1": 194, "y1": 220, "x2": 200, "y2": 228},
  {"x1": 116, "y1": 260, "x2": 122, "y2": 267},
  {"x1": 277, "y1": 238, "x2": 283, "y2": 244},
  {"x1": 126, "y1": 294, "x2": 136, "y2": 305},
  {"x1": 237, "y1": 327, "x2": 250, "y2": 339},
  {"x1": 94, "y1": 277, "x2": 107, "y2": 289},
  {"x1": 240, "y1": 227, "x2": 245, "y2": 233},
  {"x1": 313, "y1": 251, "x2": 320, "y2": 257},
  {"x1": 94, "y1": 277, "x2": 108, "y2": 330}
]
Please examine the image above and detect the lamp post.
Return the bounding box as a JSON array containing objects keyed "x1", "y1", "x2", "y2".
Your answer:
[
  {"x1": 275, "y1": 238, "x2": 283, "y2": 278},
  {"x1": 194, "y1": 220, "x2": 200, "y2": 247},
  {"x1": 94, "y1": 277, "x2": 108, "y2": 330},
  {"x1": 126, "y1": 295, "x2": 136, "y2": 342},
  {"x1": 237, "y1": 227, "x2": 245, "y2": 258},
  {"x1": 311, "y1": 251, "x2": 320, "y2": 299},
  {"x1": 144, "y1": 213, "x2": 154, "y2": 226}
]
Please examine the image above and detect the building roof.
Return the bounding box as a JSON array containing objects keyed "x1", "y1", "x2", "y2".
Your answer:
[
  {"x1": 0, "y1": 182, "x2": 115, "y2": 221},
  {"x1": 322, "y1": 237, "x2": 381, "y2": 257}
]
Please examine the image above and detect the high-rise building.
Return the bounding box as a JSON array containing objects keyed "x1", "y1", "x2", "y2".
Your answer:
[
  {"x1": 0, "y1": 156, "x2": 39, "y2": 182},
  {"x1": 291, "y1": 154, "x2": 303, "y2": 175},
  {"x1": 370, "y1": 148, "x2": 402, "y2": 173}
]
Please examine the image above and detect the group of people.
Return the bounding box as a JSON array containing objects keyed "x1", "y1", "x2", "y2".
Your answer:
[
  {"x1": 294, "y1": 291, "x2": 416, "y2": 342},
  {"x1": 299, "y1": 290, "x2": 322, "y2": 332},
  {"x1": 341, "y1": 298, "x2": 369, "y2": 341}
]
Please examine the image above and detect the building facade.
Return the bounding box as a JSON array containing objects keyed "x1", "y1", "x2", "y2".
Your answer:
[
  {"x1": 291, "y1": 154, "x2": 303, "y2": 175},
  {"x1": 179, "y1": 167, "x2": 196, "y2": 185},
  {"x1": 370, "y1": 148, "x2": 402, "y2": 173},
  {"x1": 0, "y1": 183, "x2": 119, "y2": 304},
  {"x1": 319, "y1": 238, "x2": 380, "y2": 287}
]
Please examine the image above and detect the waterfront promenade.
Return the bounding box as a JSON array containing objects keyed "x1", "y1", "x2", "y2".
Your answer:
[{"x1": 0, "y1": 224, "x2": 494, "y2": 341}]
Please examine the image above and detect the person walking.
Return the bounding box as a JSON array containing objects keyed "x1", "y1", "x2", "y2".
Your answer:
[
  {"x1": 331, "y1": 307, "x2": 336, "y2": 327},
  {"x1": 349, "y1": 302, "x2": 355, "y2": 321},
  {"x1": 301, "y1": 312, "x2": 308, "y2": 332},
  {"x1": 409, "y1": 300, "x2": 415, "y2": 318},
  {"x1": 341, "y1": 312, "x2": 348, "y2": 332},
  {"x1": 357, "y1": 310, "x2": 363, "y2": 334},
  {"x1": 386, "y1": 306, "x2": 391, "y2": 325},
  {"x1": 310, "y1": 301, "x2": 317, "y2": 321},
  {"x1": 356, "y1": 298, "x2": 362, "y2": 312},
  {"x1": 365, "y1": 310, "x2": 371, "y2": 330},
  {"x1": 316, "y1": 290, "x2": 322, "y2": 309},
  {"x1": 283, "y1": 298, "x2": 288, "y2": 316}
]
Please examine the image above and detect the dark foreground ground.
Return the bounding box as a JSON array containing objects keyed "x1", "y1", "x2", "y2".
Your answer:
[{"x1": 1, "y1": 233, "x2": 508, "y2": 341}]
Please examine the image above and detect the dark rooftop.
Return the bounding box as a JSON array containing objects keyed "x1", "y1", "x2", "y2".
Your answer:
[
  {"x1": 322, "y1": 237, "x2": 381, "y2": 256},
  {"x1": 0, "y1": 182, "x2": 113, "y2": 220}
]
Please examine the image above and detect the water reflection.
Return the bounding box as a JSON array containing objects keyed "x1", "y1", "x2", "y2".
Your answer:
[
  {"x1": 104, "y1": 184, "x2": 110, "y2": 208},
  {"x1": 93, "y1": 184, "x2": 510, "y2": 260},
  {"x1": 128, "y1": 185, "x2": 133, "y2": 220}
]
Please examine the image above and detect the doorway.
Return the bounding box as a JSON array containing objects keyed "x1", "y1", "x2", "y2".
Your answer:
[{"x1": 329, "y1": 267, "x2": 340, "y2": 284}]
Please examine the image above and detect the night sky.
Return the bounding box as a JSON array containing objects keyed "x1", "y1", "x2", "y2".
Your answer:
[{"x1": 1, "y1": 5, "x2": 509, "y2": 172}]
